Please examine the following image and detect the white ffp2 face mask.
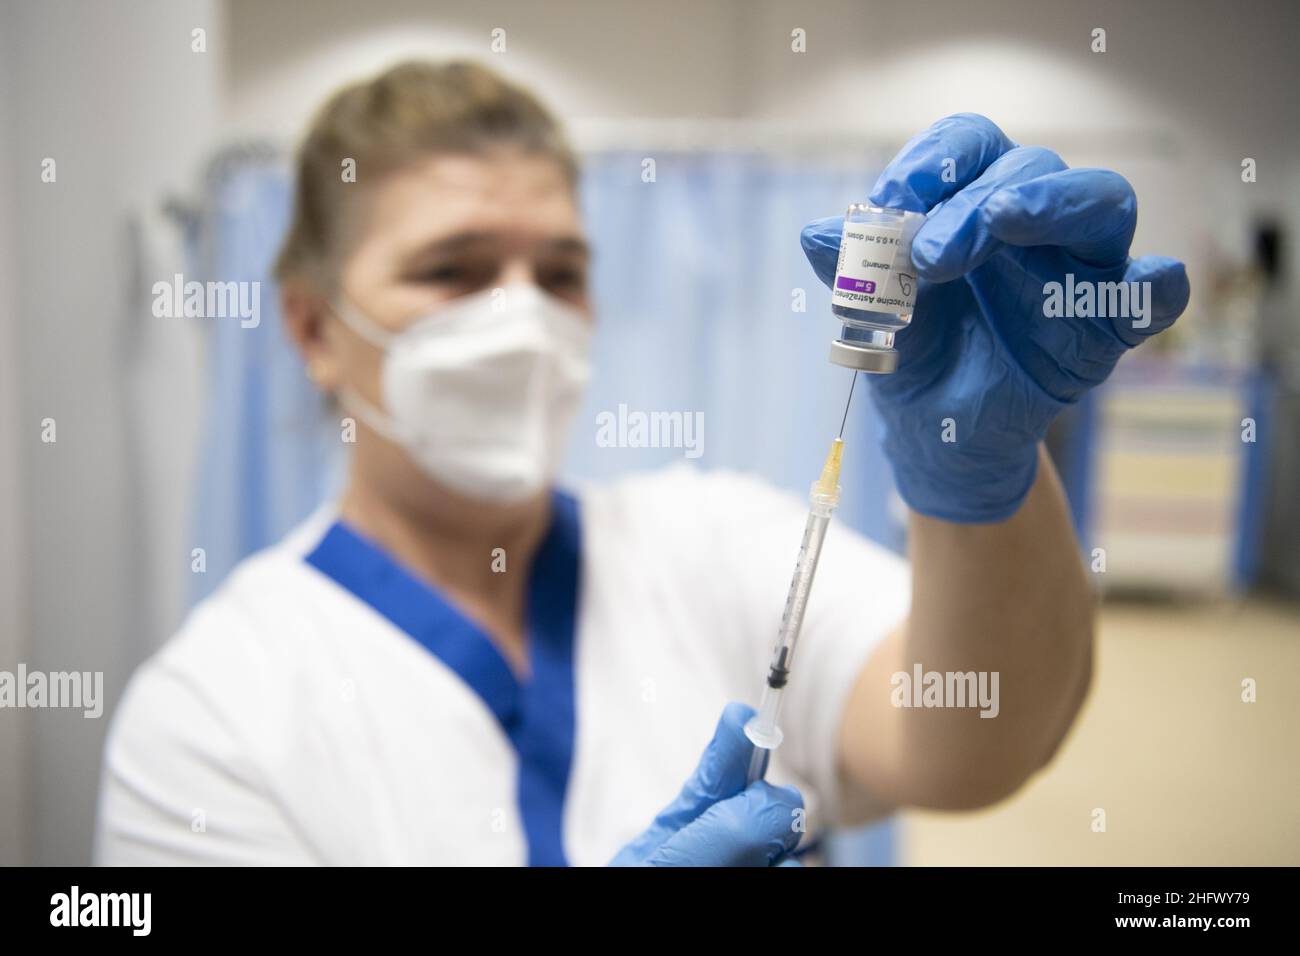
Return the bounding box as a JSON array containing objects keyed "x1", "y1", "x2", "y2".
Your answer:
[{"x1": 332, "y1": 284, "x2": 593, "y2": 503}]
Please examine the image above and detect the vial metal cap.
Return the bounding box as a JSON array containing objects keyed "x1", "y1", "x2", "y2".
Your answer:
[{"x1": 829, "y1": 339, "x2": 899, "y2": 373}]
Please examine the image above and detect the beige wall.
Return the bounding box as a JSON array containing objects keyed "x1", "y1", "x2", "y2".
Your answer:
[
  {"x1": 226, "y1": 0, "x2": 1300, "y2": 332},
  {"x1": 0, "y1": 0, "x2": 30, "y2": 867},
  {"x1": 3, "y1": 0, "x2": 223, "y2": 865}
]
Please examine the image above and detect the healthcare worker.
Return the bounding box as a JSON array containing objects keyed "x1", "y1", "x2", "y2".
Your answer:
[{"x1": 94, "y1": 61, "x2": 1189, "y2": 866}]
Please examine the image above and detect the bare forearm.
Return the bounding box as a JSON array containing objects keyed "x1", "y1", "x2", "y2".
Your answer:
[{"x1": 842, "y1": 446, "x2": 1094, "y2": 811}]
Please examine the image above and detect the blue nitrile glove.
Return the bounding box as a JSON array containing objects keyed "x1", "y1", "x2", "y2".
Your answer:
[
  {"x1": 609, "y1": 702, "x2": 804, "y2": 866},
  {"x1": 802, "y1": 113, "x2": 1191, "y2": 522}
]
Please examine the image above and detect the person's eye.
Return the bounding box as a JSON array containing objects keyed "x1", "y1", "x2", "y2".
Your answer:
[
  {"x1": 420, "y1": 265, "x2": 468, "y2": 283},
  {"x1": 541, "y1": 268, "x2": 585, "y2": 291}
]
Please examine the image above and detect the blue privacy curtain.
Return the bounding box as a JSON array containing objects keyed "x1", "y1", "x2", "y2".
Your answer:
[
  {"x1": 188, "y1": 148, "x2": 343, "y2": 605},
  {"x1": 571, "y1": 152, "x2": 904, "y2": 553},
  {"x1": 188, "y1": 146, "x2": 904, "y2": 864}
]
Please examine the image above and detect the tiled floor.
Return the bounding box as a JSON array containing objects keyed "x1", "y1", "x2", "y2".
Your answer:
[{"x1": 902, "y1": 597, "x2": 1300, "y2": 865}]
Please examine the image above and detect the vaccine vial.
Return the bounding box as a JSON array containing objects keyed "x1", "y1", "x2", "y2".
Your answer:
[{"x1": 828, "y1": 204, "x2": 926, "y2": 373}]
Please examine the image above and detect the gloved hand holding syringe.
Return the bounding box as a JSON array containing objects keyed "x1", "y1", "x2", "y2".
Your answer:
[{"x1": 745, "y1": 202, "x2": 924, "y2": 784}]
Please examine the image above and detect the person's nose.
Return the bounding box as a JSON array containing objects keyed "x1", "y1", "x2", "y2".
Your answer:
[{"x1": 497, "y1": 259, "x2": 538, "y2": 288}]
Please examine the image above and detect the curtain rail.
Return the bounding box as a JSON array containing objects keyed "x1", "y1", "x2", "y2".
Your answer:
[
  {"x1": 162, "y1": 120, "x2": 1185, "y2": 220},
  {"x1": 568, "y1": 118, "x2": 1185, "y2": 157}
]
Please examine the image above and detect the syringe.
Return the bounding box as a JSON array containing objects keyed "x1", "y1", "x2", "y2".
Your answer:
[{"x1": 744, "y1": 373, "x2": 857, "y2": 784}]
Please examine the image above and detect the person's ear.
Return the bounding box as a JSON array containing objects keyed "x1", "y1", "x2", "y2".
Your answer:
[{"x1": 280, "y1": 278, "x2": 341, "y2": 392}]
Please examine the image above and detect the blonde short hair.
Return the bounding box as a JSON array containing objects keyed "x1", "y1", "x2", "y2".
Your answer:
[{"x1": 273, "y1": 59, "x2": 579, "y2": 292}]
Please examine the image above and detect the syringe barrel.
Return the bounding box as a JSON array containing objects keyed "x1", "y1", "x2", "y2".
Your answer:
[
  {"x1": 747, "y1": 438, "x2": 845, "y2": 786},
  {"x1": 767, "y1": 503, "x2": 833, "y2": 675}
]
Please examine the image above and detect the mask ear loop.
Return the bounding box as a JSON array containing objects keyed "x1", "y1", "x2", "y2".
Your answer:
[
  {"x1": 326, "y1": 294, "x2": 410, "y2": 447},
  {"x1": 330, "y1": 292, "x2": 397, "y2": 349},
  {"x1": 335, "y1": 383, "x2": 410, "y2": 446}
]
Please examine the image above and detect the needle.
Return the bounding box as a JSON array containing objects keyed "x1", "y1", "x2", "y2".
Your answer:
[{"x1": 837, "y1": 370, "x2": 858, "y2": 439}]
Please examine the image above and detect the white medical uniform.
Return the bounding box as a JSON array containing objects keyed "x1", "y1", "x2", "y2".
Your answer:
[{"x1": 94, "y1": 464, "x2": 910, "y2": 866}]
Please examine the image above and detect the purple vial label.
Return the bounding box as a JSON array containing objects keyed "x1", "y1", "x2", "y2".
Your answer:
[{"x1": 836, "y1": 276, "x2": 876, "y2": 294}]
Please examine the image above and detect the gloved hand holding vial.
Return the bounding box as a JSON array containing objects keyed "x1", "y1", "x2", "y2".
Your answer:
[{"x1": 802, "y1": 114, "x2": 1189, "y2": 523}]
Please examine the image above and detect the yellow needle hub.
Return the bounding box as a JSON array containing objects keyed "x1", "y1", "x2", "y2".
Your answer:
[{"x1": 812, "y1": 437, "x2": 844, "y2": 500}]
